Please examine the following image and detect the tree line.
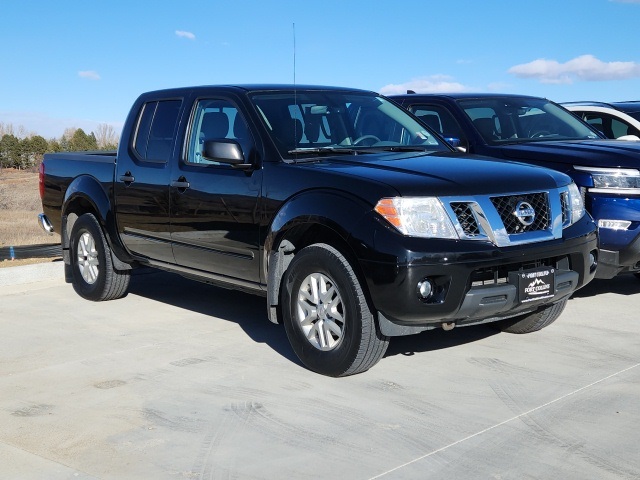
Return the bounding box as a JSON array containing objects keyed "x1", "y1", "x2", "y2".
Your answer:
[{"x1": 0, "y1": 122, "x2": 119, "y2": 171}]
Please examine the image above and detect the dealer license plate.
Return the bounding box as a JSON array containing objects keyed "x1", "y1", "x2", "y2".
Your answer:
[{"x1": 510, "y1": 267, "x2": 555, "y2": 304}]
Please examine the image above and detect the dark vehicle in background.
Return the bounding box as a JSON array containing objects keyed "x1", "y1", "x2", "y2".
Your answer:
[
  {"x1": 38, "y1": 85, "x2": 597, "y2": 376},
  {"x1": 391, "y1": 93, "x2": 640, "y2": 280},
  {"x1": 562, "y1": 101, "x2": 640, "y2": 140}
]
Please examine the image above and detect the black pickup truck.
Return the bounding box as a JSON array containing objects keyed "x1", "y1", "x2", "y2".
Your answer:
[{"x1": 38, "y1": 85, "x2": 598, "y2": 376}]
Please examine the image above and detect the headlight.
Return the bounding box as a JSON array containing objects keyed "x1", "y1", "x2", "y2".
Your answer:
[
  {"x1": 375, "y1": 197, "x2": 458, "y2": 239},
  {"x1": 574, "y1": 166, "x2": 640, "y2": 194},
  {"x1": 566, "y1": 182, "x2": 586, "y2": 225}
]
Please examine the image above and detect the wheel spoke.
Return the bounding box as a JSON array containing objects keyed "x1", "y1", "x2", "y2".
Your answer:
[{"x1": 324, "y1": 318, "x2": 343, "y2": 338}]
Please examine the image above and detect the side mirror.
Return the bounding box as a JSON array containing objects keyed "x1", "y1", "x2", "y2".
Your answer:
[
  {"x1": 202, "y1": 140, "x2": 252, "y2": 168},
  {"x1": 443, "y1": 137, "x2": 467, "y2": 152},
  {"x1": 444, "y1": 137, "x2": 462, "y2": 148}
]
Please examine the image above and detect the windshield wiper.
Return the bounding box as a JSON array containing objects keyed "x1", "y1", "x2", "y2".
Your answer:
[
  {"x1": 288, "y1": 145, "x2": 431, "y2": 156},
  {"x1": 362, "y1": 145, "x2": 429, "y2": 152},
  {"x1": 288, "y1": 147, "x2": 364, "y2": 155}
]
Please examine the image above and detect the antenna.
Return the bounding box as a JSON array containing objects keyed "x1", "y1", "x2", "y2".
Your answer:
[{"x1": 293, "y1": 22, "x2": 298, "y2": 149}]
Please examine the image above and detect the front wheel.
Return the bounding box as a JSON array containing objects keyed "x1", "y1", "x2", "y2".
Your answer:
[
  {"x1": 495, "y1": 299, "x2": 567, "y2": 334},
  {"x1": 282, "y1": 243, "x2": 389, "y2": 377},
  {"x1": 69, "y1": 213, "x2": 130, "y2": 301}
]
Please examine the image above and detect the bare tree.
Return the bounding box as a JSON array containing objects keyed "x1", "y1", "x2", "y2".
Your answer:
[
  {"x1": 0, "y1": 122, "x2": 15, "y2": 137},
  {"x1": 0, "y1": 123, "x2": 36, "y2": 139},
  {"x1": 94, "y1": 123, "x2": 119, "y2": 149}
]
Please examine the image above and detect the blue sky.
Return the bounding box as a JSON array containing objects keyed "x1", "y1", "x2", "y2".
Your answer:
[{"x1": 2, "y1": 0, "x2": 640, "y2": 139}]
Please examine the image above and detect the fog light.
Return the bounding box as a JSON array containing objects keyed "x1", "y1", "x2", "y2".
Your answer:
[
  {"x1": 589, "y1": 250, "x2": 598, "y2": 272},
  {"x1": 598, "y1": 219, "x2": 631, "y2": 230},
  {"x1": 417, "y1": 279, "x2": 433, "y2": 299}
]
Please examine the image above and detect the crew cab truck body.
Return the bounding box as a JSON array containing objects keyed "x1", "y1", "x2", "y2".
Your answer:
[
  {"x1": 39, "y1": 85, "x2": 598, "y2": 376},
  {"x1": 391, "y1": 93, "x2": 640, "y2": 280}
]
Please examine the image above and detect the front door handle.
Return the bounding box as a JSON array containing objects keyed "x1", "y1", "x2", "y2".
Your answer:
[
  {"x1": 119, "y1": 172, "x2": 135, "y2": 186},
  {"x1": 171, "y1": 177, "x2": 190, "y2": 191}
]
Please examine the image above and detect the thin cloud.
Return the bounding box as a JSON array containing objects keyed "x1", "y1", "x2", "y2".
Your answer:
[
  {"x1": 508, "y1": 54, "x2": 640, "y2": 84},
  {"x1": 379, "y1": 75, "x2": 470, "y2": 95},
  {"x1": 175, "y1": 30, "x2": 196, "y2": 40},
  {"x1": 78, "y1": 70, "x2": 101, "y2": 80}
]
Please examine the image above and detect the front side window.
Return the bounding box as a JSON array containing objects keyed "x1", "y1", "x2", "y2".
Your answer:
[
  {"x1": 250, "y1": 90, "x2": 450, "y2": 159},
  {"x1": 133, "y1": 100, "x2": 182, "y2": 162},
  {"x1": 458, "y1": 97, "x2": 601, "y2": 145},
  {"x1": 186, "y1": 99, "x2": 254, "y2": 165}
]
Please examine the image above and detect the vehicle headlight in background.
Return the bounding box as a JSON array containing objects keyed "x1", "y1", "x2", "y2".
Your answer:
[
  {"x1": 375, "y1": 197, "x2": 458, "y2": 239},
  {"x1": 574, "y1": 167, "x2": 640, "y2": 194}
]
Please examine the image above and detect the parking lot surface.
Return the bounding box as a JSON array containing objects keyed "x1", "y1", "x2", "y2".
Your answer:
[{"x1": 1, "y1": 266, "x2": 639, "y2": 479}]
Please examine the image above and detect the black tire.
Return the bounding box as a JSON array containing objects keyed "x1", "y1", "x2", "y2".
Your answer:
[
  {"x1": 282, "y1": 243, "x2": 389, "y2": 377},
  {"x1": 69, "y1": 213, "x2": 130, "y2": 301},
  {"x1": 495, "y1": 299, "x2": 568, "y2": 334}
]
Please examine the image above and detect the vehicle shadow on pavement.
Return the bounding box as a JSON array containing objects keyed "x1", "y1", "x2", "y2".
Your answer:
[
  {"x1": 127, "y1": 269, "x2": 513, "y2": 365},
  {"x1": 570, "y1": 274, "x2": 640, "y2": 299},
  {"x1": 385, "y1": 324, "x2": 498, "y2": 358},
  {"x1": 127, "y1": 268, "x2": 301, "y2": 366}
]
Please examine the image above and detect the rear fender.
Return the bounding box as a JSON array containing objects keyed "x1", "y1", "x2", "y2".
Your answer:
[{"x1": 62, "y1": 175, "x2": 132, "y2": 269}]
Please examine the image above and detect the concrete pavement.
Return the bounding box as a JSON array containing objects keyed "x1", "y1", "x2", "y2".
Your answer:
[{"x1": 0, "y1": 267, "x2": 639, "y2": 479}]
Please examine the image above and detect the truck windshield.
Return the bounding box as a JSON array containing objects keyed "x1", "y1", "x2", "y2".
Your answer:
[
  {"x1": 458, "y1": 97, "x2": 602, "y2": 145},
  {"x1": 251, "y1": 90, "x2": 451, "y2": 159}
]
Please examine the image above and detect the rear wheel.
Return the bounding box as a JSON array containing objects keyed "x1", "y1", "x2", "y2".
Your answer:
[
  {"x1": 69, "y1": 213, "x2": 130, "y2": 301},
  {"x1": 495, "y1": 299, "x2": 567, "y2": 334},
  {"x1": 282, "y1": 243, "x2": 389, "y2": 377}
]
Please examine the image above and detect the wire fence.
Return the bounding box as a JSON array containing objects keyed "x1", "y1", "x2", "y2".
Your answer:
[{"x1": 0, "y1": 244, "x2": 62, "y2": 261}]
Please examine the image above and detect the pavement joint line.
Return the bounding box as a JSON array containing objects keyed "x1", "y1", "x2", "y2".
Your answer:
[{"x1": 368, "y1": 361, "x2": 640, "y2": 480}]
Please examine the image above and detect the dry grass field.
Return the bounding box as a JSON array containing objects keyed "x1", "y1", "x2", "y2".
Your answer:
[{"x1": 0, "y1": 168, "x2": 60, "y2": 268}]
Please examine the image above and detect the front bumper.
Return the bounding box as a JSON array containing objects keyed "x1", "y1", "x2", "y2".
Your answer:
[
  {"x1": 588, "y1": 194, "x2": 640, "y2": 278},
  {"x1": 354, "y1": 214, "x2": 598, "y2": 335}
]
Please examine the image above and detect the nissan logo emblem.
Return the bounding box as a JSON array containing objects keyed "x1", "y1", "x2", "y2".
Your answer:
[{"x1": 514, "y1": 201, "x2": 536, "y2": 226}]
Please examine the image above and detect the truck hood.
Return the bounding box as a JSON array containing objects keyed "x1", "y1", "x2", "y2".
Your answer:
[
  {"x1": 305, "y1": 151, "x2": 570, "y2": 197},
  {"x1": 499, "y1": 139, "x2": 640, "y2": 169}
]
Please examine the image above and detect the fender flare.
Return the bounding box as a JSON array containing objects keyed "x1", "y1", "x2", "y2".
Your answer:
[
  {"x1": 263, "y1": 189, "x2": 374, "y2": 323},
  {"x1": 62, "y1": 175, "x2": 132, "y2": 269}
]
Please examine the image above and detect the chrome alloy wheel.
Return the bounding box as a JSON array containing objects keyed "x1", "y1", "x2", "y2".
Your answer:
[
  {"x1": 77, "y1": 231, "x2": 99, "y2": 285},
  {"x1": 296, "y1": 272, "x2": 345, "y2": 351}
]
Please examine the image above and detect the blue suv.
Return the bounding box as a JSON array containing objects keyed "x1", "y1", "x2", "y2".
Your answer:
[{"x1": 390, "y1": 93, "x2": 640, "y2": 280}]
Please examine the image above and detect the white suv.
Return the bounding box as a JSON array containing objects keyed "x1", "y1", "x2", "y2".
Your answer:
[{"x1": 562, "y1": 101, "x2": 640, "y2": 140}]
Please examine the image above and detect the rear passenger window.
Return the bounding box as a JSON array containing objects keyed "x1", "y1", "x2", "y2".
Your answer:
[{"x1": 133, "y1": 99, "x2": 182, "y2": 162}]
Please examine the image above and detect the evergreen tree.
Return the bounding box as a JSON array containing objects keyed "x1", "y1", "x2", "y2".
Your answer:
[
  {"x1": 24, "y1": 135, "x2": 49, "y2": 168},
  {"x1": 69, "y1": 128, "x2": 98, "y2": 151},
  {"x1": 0, "y1": 134, "x2": 20, "y2": 169}
]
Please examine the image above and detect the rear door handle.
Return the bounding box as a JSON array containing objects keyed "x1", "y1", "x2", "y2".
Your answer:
[{"x1": 171, "y1": 177, "x2": 190, "y2": 191}]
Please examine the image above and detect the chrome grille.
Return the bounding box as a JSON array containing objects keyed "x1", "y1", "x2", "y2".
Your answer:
[
  {"x1": 490, "y1": 192, "x2": 550, "y2": 234},
  {"x1": 560, "y1": 191, "x2": 570, "y2": 226},
  {"x1": 450, "y1": 202, "x2": 481, "y2": 236}
]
